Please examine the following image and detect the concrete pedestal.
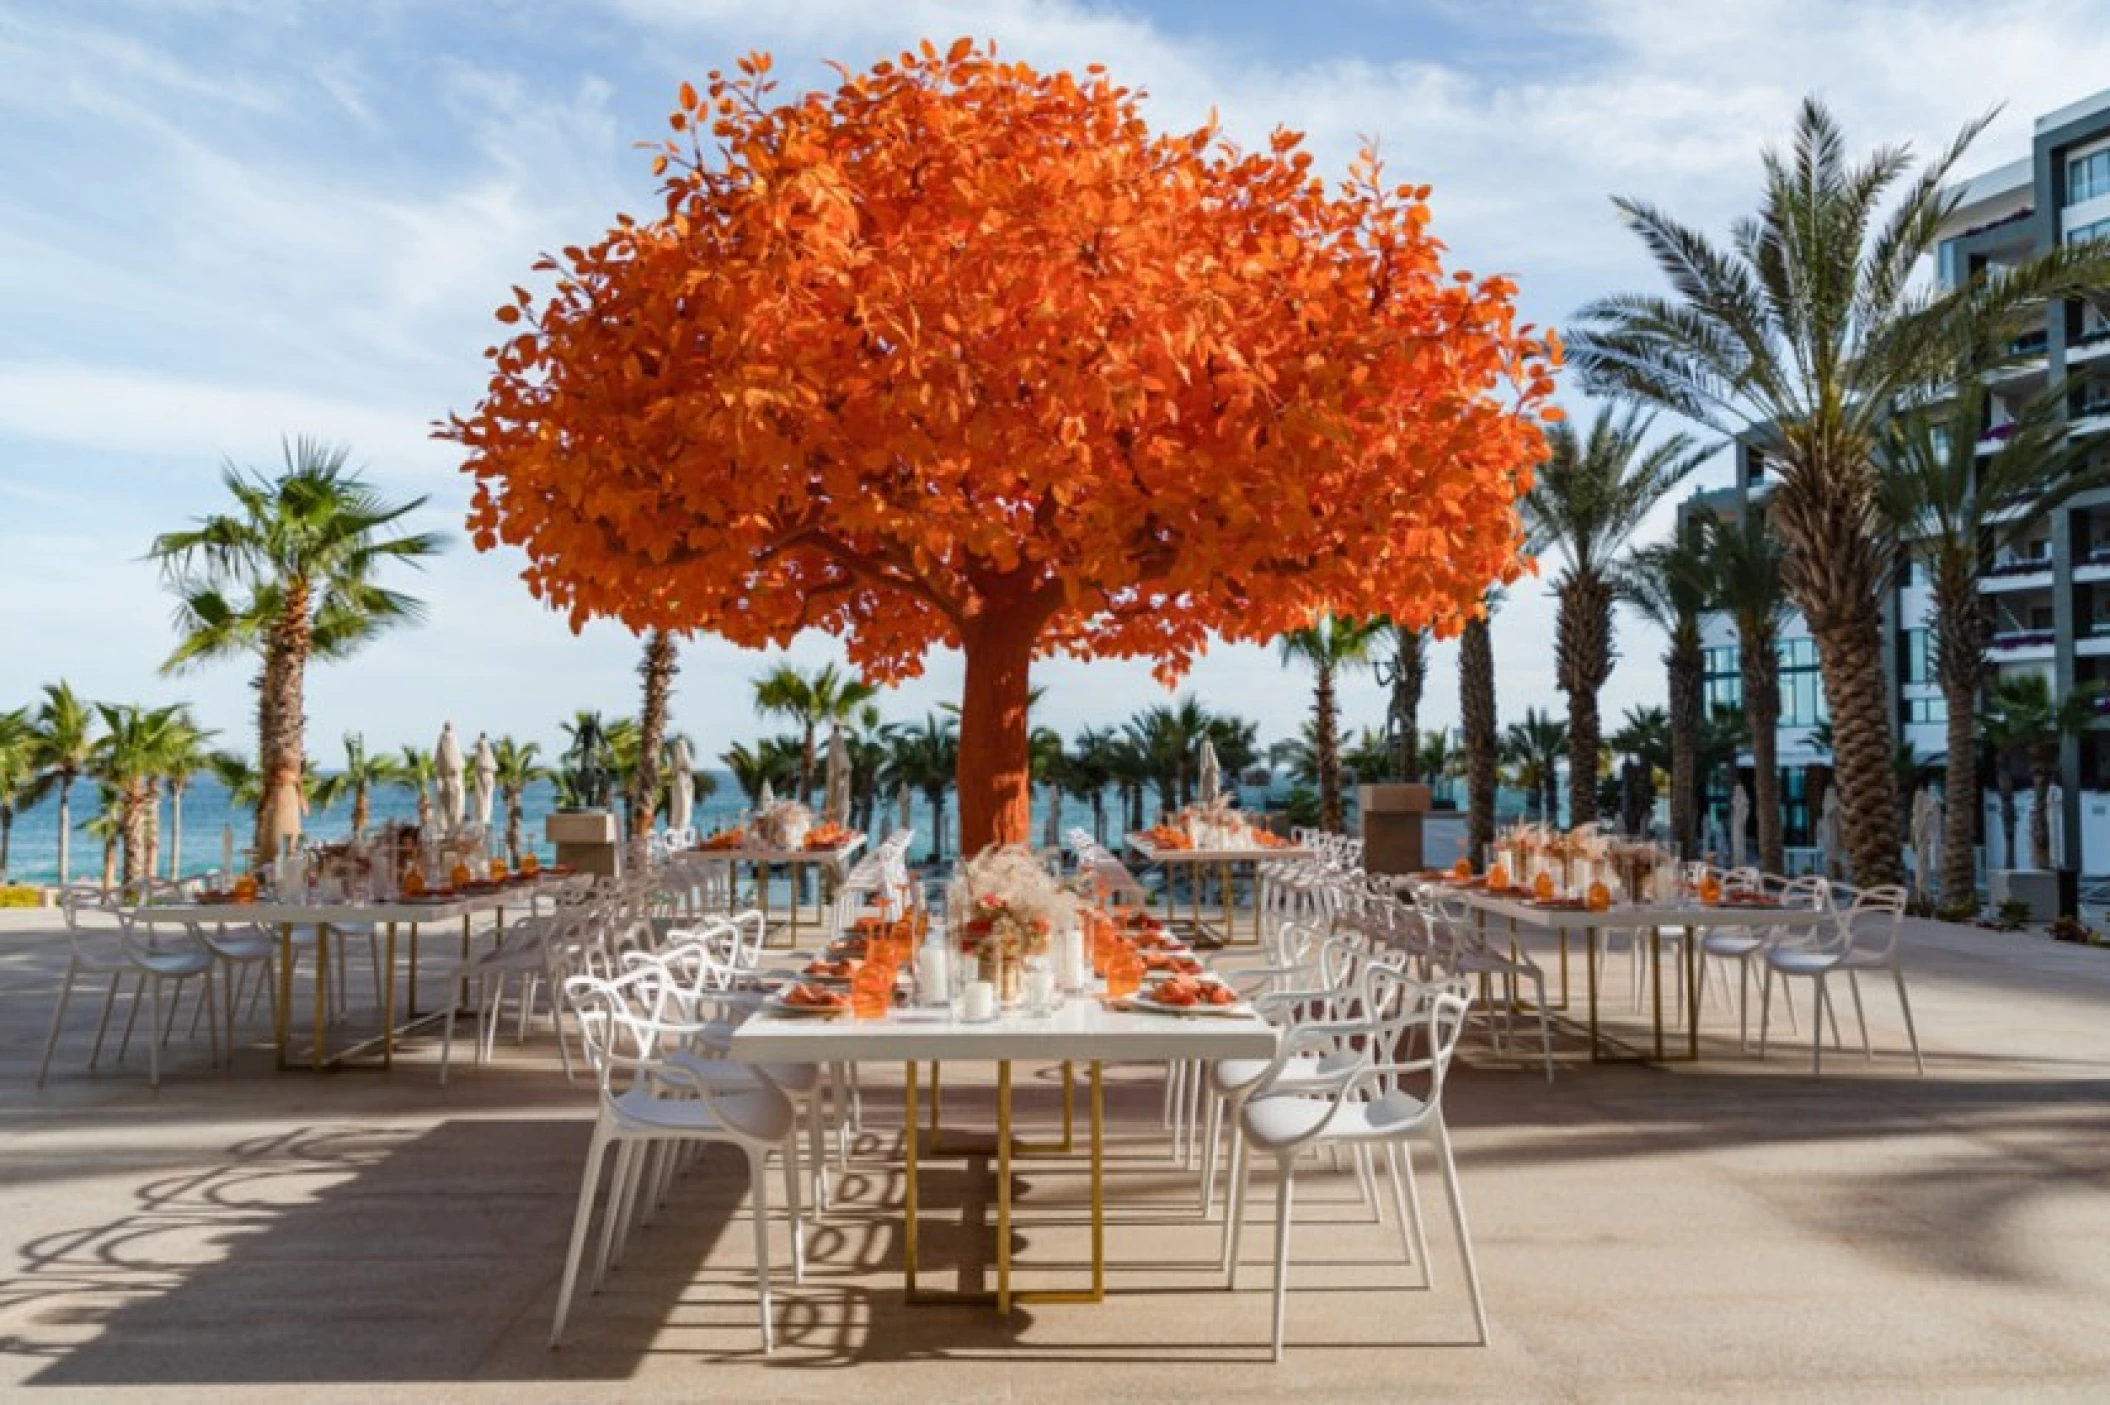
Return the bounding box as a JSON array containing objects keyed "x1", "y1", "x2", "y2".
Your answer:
[
  {"x1": 547, "y1": 810, "x2": 621, "y2": 878},
  {"x1": 1358, "y1": 783, "x2": 1432, "y2": 876},
  {"x1": 1990, "y1": 868, "x2": 2057, "y2": 920}
]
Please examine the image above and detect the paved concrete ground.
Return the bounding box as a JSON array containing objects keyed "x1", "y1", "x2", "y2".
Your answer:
[{"x1": 2, "y1": 907, "x2": 2108, "y2": 1402}]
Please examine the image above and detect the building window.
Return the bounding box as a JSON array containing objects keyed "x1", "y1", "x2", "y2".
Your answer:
[
  {"x1": 2068, "y1": 215, "x2": 2110, "y2": 244},
  {"x1": 1901, "y1": 628, "x2": 1934, "y2": 685},
  {"x1": 1904, "y1": 696, "x2": 1949, "y2": 725},
  {"x1": 1703, "y1": 644, "x2": 1742, "y2": 718},
  {"x1": 1899, "y1": 558, "x2": 1921, "y2": 589},
  {"x1": 1778, "y1": 637, "x2": 1826, "y2": 728},
  {"x1": 2071, "y1": 150, "x2": 2110, "y2": 206}
]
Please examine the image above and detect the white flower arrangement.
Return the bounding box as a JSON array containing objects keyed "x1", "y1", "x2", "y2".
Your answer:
[{"x1": 952, "y1": 844, "x2": 1080, "y2": 960}]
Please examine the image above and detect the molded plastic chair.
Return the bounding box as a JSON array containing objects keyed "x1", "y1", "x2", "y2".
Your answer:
[{"x1": 1759, "y1": 884, "x2": 1922, "y2": 1075}]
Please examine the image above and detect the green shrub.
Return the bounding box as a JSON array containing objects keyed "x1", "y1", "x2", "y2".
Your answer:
[
  {"x1": 1936, "y1": 898, "x2": 1980, "y2": 925},
  {"x1": 0, "y1": 885, "x2": 43, "y2": 909},
  {"x1": 1991, "y1": 898, "x2": 2032, "y2": 932}
]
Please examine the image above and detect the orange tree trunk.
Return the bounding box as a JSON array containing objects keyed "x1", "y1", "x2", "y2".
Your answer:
[{"x1": 955, "y1": 604, "x2": 1042, "y2": 857}]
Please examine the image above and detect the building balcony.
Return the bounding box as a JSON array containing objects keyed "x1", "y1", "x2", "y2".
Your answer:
[
  {"x1": 2069, "y1": 326, "x2": 2110, "y2": 365},
  {"x1": 2069, "y1": 401, "x2": 2110, "y2": 437},
  {"x1": 1988, "y1": 629, "x2": 2057, "y2": 660},
  {"x1": 1981, "y1": 557, "x2": 2054, "y2": 590},
  {"x1": 2077, "y1": 547, "x2": 2110, "y2": 584}
]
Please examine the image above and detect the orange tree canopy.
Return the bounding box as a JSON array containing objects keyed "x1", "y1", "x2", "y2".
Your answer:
[{"x1": 445, "y1": 39, "x2": 1559, "y2": 853}]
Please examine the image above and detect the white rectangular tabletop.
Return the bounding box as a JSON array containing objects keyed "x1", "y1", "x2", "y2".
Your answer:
[
  {"x1": 125, "y1": 877, "x2": 574, "y2": 927},
  {"x1": 1125, "y1": 835, "x2": 1310, "y2": 865},
  {"x1": 731, "y1": 996, "x2": 1279, "y2": 1064},
  {"x1": 1427, "y1": 883, "x2": 1833, "y2": 931},
  {"x1": 678, "y1": 836, "x2": 867, "y2": 867}
]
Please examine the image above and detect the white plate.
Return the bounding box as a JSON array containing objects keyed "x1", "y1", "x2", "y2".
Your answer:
[
  {"x1": 763, "y1": 990, "x2": 851, "y2": 1018},
  {"x1": 1123, "y1": 991, "x2": 1253, "y2": 1018}
]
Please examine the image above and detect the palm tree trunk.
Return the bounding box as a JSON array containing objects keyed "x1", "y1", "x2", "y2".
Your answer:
[
  {"x1": 2030, "y1": 751, "x2": 2055, "y2": 870},
  {"x1": 1541, "y1": 768, "x2": 1558, "y2": 828},
  {"x1": 925, "y1": 789, "x2": 947, "y2": 864},
  {"x1": 1090, "y1": 792, "x2": 1106, "y2": 843},
  {"x1": 56, "y1": 774, "x2": 73, "y2": 886},
  {"x1": 799, "y1": 724, "x2": 817, "y2": 808},
  {"x1": 1, "y1": 808, "x2": 13, "y2": 881},
  {"x1": 1666, "y1": 635, "x2": 1702, "y2": 855},
  {"x1": 1740, "y1": 624, "x2": 1784, "y2": 875},
  {"x1": 629, "y1": 629, "x2": 678, "y2": 840},
  {"x1": 100, "y1": 827, "x2": 117, "y2": 894},
  {"x1": 120, "y1": 788, "x2": 149, "y2": 888},
  {"x1": 1934, "y1": 577, "x2": 1985, "y2": 903},
  {"x1": 1996, "y1": 767, "x2": 2017, "y2": 869},
  {"x1": 1557, "y1": 575, "x2": 1612, "y2": 829},
  {"x1": 258, "y1": 580, "x2": 311, "y2": 859},
  {"x1": 1803, "y1": 612, "x2": 1902, "y2": 886},
  {"x1": 1314, "y1": 661, "x2": 1342, "y2": 833},
  {"x1": 506, "y1": 792, "x2": 524, "y2": 866},
  {"x1": 352, "y1": 780, "x2": 371, "y2": 841},
  {"x1": 144, "y1": 779, "x2": 162, "y2": 881},
  {"x1": 1461, "y1": 616, "x2": 1498, "y2": 863},
  {"x1": 1394, "y1": 630, "x2": 1426, "y2": 783}
]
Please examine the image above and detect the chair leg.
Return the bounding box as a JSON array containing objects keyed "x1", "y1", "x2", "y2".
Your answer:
[
  {"x1": 1384, "y1": 1141, "x2": 1425, "y2": 1282},
  {"x1": 1199, "y1": 1090, "x2": 1224, "y2": 1215},
  {"x1": 1736, "y1": 959, "x2": 1750, "y2": 1052},
  {"x1": 1353, "y1": 1142, "x2": 1380, "y2": 1222},
  {"x1": 1434, "y1": 1118, "x2": 1489, "y2": 1345},
  {"x1": 148, "y1": 977, "x2": 164, "y2": 1089},
  {"x1": 781, "y1": 1132, "x2": 806, "y2": 1284},
  {"x1": 1395, "y1": 1139, "x2": 1432, "y2": 1286},
  {"x1": 1533, "y1": 972, "x2": 1554, "y2": 1082},
  {"x1": 806, "y1": 1092, "x2": 830, "y2": 1213},
  {"x1": 550, "y1": 1126, "x2": 610, "y2": 1347},
  {"x1": 748, "y1": 1146, "x2": 776, "y2": 1354},
  {"x1": 1757, "y1": 966, "x2": 1774, "y2": 1059},
  {"x1": 1811, "y1": 977, "x2": 1827, "y2": 1076},
  {"x1": 1848, "y1": 971, "x2": 1872, "y2": 1059},
  {"x1": 1222, "y1": 1128, "x2": 1251, "y2": 1283},
  {"x1": 36, "y1": 961, "x2": 80, "y2": 1086},
  {"x1": 593, "y1": 1140, "x2": 637, "y2": 1288},
  {"x1": 1893, "y1": 966, "x2": 1925, "y2": 1076},
  {"x1": 89, "y1": 969, "x2": 126, "y2": 1069},
  {"x1": 1270, "y1": 1156, "x2": 1297, "y2": 1361}
]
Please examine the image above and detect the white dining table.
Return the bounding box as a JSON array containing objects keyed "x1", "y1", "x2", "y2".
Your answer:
[
  {"x1": 732, "y1": 994, "x2": 1278, "y2": 1312},
  {"x1": 676, "y1": 835, "x2": 867, "y2": 944},
  {"x1": 1421, "y1": 882, "x2": 1834, "y2": 1062},
  {"x1": 1122, "y1": 834, "x2": 1310, "y2": 946},
  {"x1": 130, "y1": 875, "x2": 582, "y2": 1071}
]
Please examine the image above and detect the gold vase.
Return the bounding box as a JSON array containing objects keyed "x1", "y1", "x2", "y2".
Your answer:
[{"x1": 979, "y1": 949, "x2": 1024, "y2": 1007}]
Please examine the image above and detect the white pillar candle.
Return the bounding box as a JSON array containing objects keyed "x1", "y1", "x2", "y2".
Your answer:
[
  {"x1": 220, "y1": 824, "x2": 235, "y2": 882},
  {"x1": 1024, "y1": 964, "x2": 1056, "y2": 1014},
  {"x1": 1056, "y1": 925, "x2": 1086, "y2": 992},
  {"x1": 963, "y1": 980, "x2": 997, "y2": 1022}
]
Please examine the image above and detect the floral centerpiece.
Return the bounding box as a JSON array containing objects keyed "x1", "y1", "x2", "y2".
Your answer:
[
  {"x1": 753, "y1": 799, "x2": 814, "y2": 851},
  {"x1": 952, "y1": 845, "x2": 1080, "y2": 1005}
]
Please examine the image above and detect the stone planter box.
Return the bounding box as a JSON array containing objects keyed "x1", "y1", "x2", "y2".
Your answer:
[
  {"x1": 547, "y1": 810, "x2": 621, "y2": 877},
  {"x1": 1990, "y1": 868, "x2": 2059, "y2": 920},
  {"x1": 1358, "y1": 783, "x2": 1432, "y2": 876}
]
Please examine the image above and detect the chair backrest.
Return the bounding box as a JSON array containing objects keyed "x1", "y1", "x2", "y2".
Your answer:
[
  {"x1": 1838, "y1": 884, "x2": 1907, "y2": 960},
  {"x1": 564, "y1": 966, "x2": 680, "y2": 1092}
]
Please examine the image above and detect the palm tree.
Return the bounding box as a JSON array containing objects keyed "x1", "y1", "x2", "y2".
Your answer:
[
  {"x1": 1066, "y1": 726, "x2": 1119, "y2": 842},
  {"x1": 720, "y1": 737, "x2": 800, "y2": 807},
  {"x1": 1378, "y1": 622, "x2": 1429, "y2": 782},
  {"x1": 1277, "y1": 615, "x2": 1384, "y2": 833},
  {"x1": 1503, "y1": 707, "x2": 1569, "y2": 825},
  {"x1": 1105, "y1": 732, "x2": 1153, "y2": 835},
  {"x1": 313, "y1": 733, "x2": 402, "y2": 841},
  {"x1": 1460, "y1": 605, "x2": 1500, "y2": 862},
  {"x1": 1570, "y1": 98, "x2": 2110, "y2": 888},
  {"x1": 396, "y1": 745, "x2": 436, "y2": 830},
  {"x1": 753, "y1": 662, "x2": 879, "y2": 807},
  {"x1": 884, "y1": 715, "x2": 959, "y2": 862},
  {"x1": 1416, "y1": 728, "x2": 1459, "y2": 805},
  {"x1": 1982, "y1": 673, "x2": 2101, "y2": 870},
  {"x1": 1030, "y1": 725, "x2": 1067, "y2": 843},
  {"x1": 1707, "y1": 510, "x2": 1790, "y2": 875},
  {"x1": 491, "y1": 737, "x2": 552, "y2": 865},
  {"x1": 1341, "y1": 726, "x2": 1397, "y2": 786},
  {"x1": 1620, "y1": 517, "x2": 1713, "y2": 857},
  {"x1": 627, "y1": 629, "x2": 680, "y2": 840},
  {"x1": 27, "y1": 682, "x2": 96, "y2": 885},
  {"x1": 150, "y1": 438, "x2": 444, "y2": 857},
  {"x1": 83, "y1": 782, "x2": 123, "y2": 893},
  {"x1": 156, "y1": 710, "x2": 214, "y2": 881},
  {"x1": 1880, "y1": 376, "x2": 2108, "y2": 901},
  {"x1": 1522, "y1": 404, "x2": 1707, "y2": 829},
  {"x1": 0, "y1": 707, "x2": 34, "y2": 881},
  {"x1": 209, "y1": 750, "x2": 265, "y2": 811},
  {"x1": 90, "y1": 701, "x2": 188, "y2": 886}
]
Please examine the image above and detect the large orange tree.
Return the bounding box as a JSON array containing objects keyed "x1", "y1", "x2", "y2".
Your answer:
[{"x1": 447, "y1": 41, "x2": 1558, "y2": 854}]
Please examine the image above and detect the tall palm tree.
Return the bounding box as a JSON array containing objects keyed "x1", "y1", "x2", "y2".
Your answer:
[
  {"x1": 1066, "y1": 726, "x2": 1120, "y2": 842},
  {"x1": 1277, "y1": 615, "x2": 1384, "y2": 833},
  {"x1": 1416, "y1": 728, "x2": 1459, "y2": 805},
  {"x1": 156, "y1": 710, "x2": 214, "y2": 882},
  {"x1": 90, "y1": 701, "x2": 187, "y2": 887},
  {"x1": 884, "y1": 715, "x2": 959, "y2": 862},
  {"x1": 720, "y1": 737, "x2": 800, "y2": 807},
  {"x1": 0, "y1": 707, "x2": 33, "y2": 882},
  {"x1": 84, "y1": 782, "x2": 123, "y2": 894},
  {"x1": 1380, "y1": 622, "x2": 1429, "y2": 783},
  {"x1": 1570, "y1": 98, "x2": 2110, "y2": 888},
  {"x1": 313, "y1": 733, "x2": 402, "y2": 841},
  {"x1": 1880, "y1": 374, "x2": 2108, "y2": 900},
  {"x1": 753, "y1": 662, "x2": 879, "y2": 807},
  {"x1": 1620, "y1": 518, "x2": 1713, "y2": 857},
  {"x1": 1707, "y1": 510, "x2": 1789, "y2": 875},
  {"x1": 396, "y1": 745, "x2": 436, "y2": 830},
  {"x1": 1522, "y1": 404, "x2": 1707, "y2": 828},
  {"x1": 27, "y1": 681, "x2": 96, "y2": 885},
  {"x1": 1341, "y1": 726, "x2": 1397, "y2": 786},
  {"x1": 1460, "y1": 607, "x2": 1500, "y2": 863},
  {"x1": 1503, "y1": 707, "x2": 1569, "y2": 825},
  {"x1": 491, "y1": 737, "x2": 553, "y2": 866},
  {"x1": 209, "y1": 750, "x2": 265, "y2": 811},
  {"x1": 1105, "y1": 732, "x2": 1153, "y2": 835},
  {"x1": 150, "y1": 438, "x2": 444, "y2": 857},
  {"x1": 1982, "y1": 673, "x2": 2101, "y2": 870}
]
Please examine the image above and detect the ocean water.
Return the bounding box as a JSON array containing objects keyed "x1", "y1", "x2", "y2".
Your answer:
[{"x1": 0, "y1": 773, "x2": 1215, "y2": 885}]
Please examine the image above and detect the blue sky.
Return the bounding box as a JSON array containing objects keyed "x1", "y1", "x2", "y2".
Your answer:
[{"x1": 7, "y1": 0, "x2": 2110, "y2": 762}]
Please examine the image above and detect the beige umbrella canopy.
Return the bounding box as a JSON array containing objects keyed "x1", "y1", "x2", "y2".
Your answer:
[
  {"x1": 473, "y1": 732, "x2": 498, "y2": 832},
  {"x1": 435, "y1": 722, "x2": 467, "y2": 835},
  {"x1": 1198, "y1": 738, "x2": 1222, "y2": 807},
  {"x1": 669, "y1": 736, "x2": 696, "y2": 833},
  {"x1": 823, "y1": 725, "x2": 851, "y2": 826}
]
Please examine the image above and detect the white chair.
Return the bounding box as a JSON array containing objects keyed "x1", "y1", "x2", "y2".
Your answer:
[
  {"x1": 1700, "y1": 874, "x2": 1826, "y2": 1050},
  {"x1": 1226, "y1": 967, "x2": 1485, "y2": 1358},
  {"x1": 549, "y1": 965, "x2": 806, "y2": 1353},
  {"x1": 38, "y1": 889, "x2": 222, "y2": 1089},
  {"x1": 1417, "y1": 889, "x2": 1553, "y2": 1081},
  {"x1": 1759, "y1": 884, "x2": 1922, "y2": 1075},
  {"x1": 36, "y1": 886, "x2": 138, "y2": 1085}
]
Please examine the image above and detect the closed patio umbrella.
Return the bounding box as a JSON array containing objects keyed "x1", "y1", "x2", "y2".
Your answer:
[
  {"x1": 823, "y1": 725, "x2": 850, "y2": 825},
  {"x1": 435, "y1": 722, "x2": 466, "y2": 835},
  {"x1": 1730, "y1": 784, "x2": 1749, "y2": 871},
  {"x1": 668, "y1": 736, "x2": 696, "y2": 834},
  {"x1": 1198, "y1": 739, "x2": 1222, "y2": 806},
  {"x1": 472, "y1": 732, "x2": 498, "y2": 833}
]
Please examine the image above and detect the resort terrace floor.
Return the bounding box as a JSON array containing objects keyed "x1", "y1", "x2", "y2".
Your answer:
[{"x1": 1, "y1": 907, "x2": 2107, "y2": 1402}]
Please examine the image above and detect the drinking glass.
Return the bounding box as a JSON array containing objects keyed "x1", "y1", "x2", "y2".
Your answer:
[{"x1": 1106, "y1": 941, "x2": 1143, "y2": 1000}]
